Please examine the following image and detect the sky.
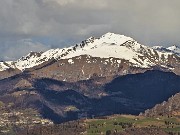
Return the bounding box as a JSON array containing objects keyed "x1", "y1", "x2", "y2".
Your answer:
[{"x1": 0, "y1": 0, "x2": 180, "y2": 61}]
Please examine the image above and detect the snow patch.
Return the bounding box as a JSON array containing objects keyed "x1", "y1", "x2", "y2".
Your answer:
[
  {"x1": 117, "y1": 60, "x2": 121, "y2": 64},
  {"x1": 68, "y1": 59, "x2": 74, "y2": 64}
]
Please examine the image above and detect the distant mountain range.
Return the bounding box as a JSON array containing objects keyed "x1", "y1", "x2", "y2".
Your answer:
[{"x1": 153, "y1": 45, "x2": 180, "y2": 55}]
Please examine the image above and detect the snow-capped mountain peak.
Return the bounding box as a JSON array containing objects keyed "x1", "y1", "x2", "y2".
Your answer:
[
  {"x1": 167, "y1": 45, "x2": 180, "y2": 54},
  {"x1": 0, "y1": 33, "x2": 179, "y2": 72},
  {"x1": 152, "y1": 46, "x2": 171, "y2": 53},
  {"x1": 167, "y1": 45, "x2": 179, "y2": 50},
  {"x1": 152, "y1": 45, "x2": 180, "y2": 55},
  {"x1": 100, "y1": 32, "x2": 134, "y2": 45},
  {"x1": 152, "y1": 46, "x2": 164, "y2": 50}
]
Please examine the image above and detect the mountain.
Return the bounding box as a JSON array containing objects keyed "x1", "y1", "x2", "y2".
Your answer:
[
  {"x1": 0, "y1": 33, "x2": 179, "y2": 81},
  {"x1": 0, "y1": 70, "x2": 179, "y2": 124},
  {"x1": 152, "y1": 46, "x2": 171, "y2": 53},
  {"x1": 143, "y1": 92, "x2": 180, "y2": 117},
  {"x1": 152, "y1": 45, "x2": 180, "y2": 55},
  {"x1": 0, "y1": 33, "x2": 180, "y2": 127},
  {"x1": 167, "y1": 45, "x2": 180, "y2": 55}
]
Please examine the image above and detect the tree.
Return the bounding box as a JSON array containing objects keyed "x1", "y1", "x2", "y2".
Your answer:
[
  {"x1": 0, "y1": 101, "x2": 4, "y2": 108},
  {"x1": 106, "y1": 130, "x2": 111, "y2": 135}
]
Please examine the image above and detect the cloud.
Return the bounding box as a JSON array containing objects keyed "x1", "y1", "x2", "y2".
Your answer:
[
  {"x1": 0, "y1": 39, "x2": 50, "y2": 61},
  {"x1": 0, "y1": 0, "x2": 179, "y2": 60}
]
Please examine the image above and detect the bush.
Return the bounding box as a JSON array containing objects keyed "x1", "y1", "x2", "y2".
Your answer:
[
  {"x1": 106, "y1": 130, "x2": 111, "y2": 135},
  {"x1": 0, "y1": 101, "x2": 4, "y2": 108}
]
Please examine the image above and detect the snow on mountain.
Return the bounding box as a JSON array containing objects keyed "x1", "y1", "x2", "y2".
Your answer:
[
  {"x1": 0, "y1": 61, "x2": 15, "y2": 71},
  {"x1": 0, "y1": 32, "x2": 179, "y2": 72},
  {"x1": 15, "y1": 49, "x2": 64, "y2": 70},
  {"x1": 0, "y1": 49, "x2": 63, "y2": 71},
  {"x1": 167, "y1": 45, "x2": 180, "y2": 55},
  {"x1": 152, "y1": 45, "x2": 180, "y2": 55},
  {"x1": 62, "y1": 33, "x2": 174, "y2": 68},
  {"x1": 0, "y1": 62, "x2": 10, "y2": 71},
  {"x1": 152, "y1": 46, "x2": 170, "y2": 52},
  {"x1": 62, "y1": 33, "x2": 138, "y2": 61}
]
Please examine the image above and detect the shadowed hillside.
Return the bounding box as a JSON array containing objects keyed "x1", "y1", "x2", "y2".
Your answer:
[{"x1": 0, "y1": 70, "x2": 179, "y2": 124}]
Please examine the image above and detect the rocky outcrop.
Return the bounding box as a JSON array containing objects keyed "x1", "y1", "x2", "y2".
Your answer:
[{"x1": 143, "y1": 93, "x2": 180, "y2": 117}]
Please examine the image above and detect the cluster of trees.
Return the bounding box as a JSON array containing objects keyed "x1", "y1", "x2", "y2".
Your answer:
[
  {"x1": 168, "y1": 132, "x2": 180, "y2": 135},
  {"x1": 91, "y1": 129, "x2": 119, "y2": 135},
  {"x1": 165, "y1": 121, "x2": 180, "y2": 126},
  {"x1": 88, "y1": 121, "x2": 133, "y2": 135},
  {"x1": 113, "y1": 121, "x2": 133, "y2": 128},
  {"x1": 90, "y1": 130, "x2": 102, "y2": 134},
  {"x1": 0, "y1": 101, "x2": 4, "y2": 108},
  {"x1": 17, "y1": 121, "x2": 85, "y2": 135}
]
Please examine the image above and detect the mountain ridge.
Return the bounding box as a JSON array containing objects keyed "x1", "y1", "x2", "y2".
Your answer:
[
  {"x1": 153, "y1": 45, "x2": 180, "y2": 55},
  {"x1": 0, "y1": 33, "x2": 179, "y2": 82},
  {"x1": 143, "y1": 92, "x2": 180, "y2": 117},
  {"x1": 0, "y1": 33, "x2": 179, "y2": 71}
]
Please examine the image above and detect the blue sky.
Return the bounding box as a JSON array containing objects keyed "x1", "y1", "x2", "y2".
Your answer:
[{"x1": 0, "y1": 0, "x2": 180, "y2": 60}]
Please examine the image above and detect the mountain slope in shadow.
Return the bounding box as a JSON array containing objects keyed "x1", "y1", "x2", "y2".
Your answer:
[
  {"x1": 0, "y1": 70, "x2": 179, "y2": 123},
  {"x1": 32, "y1": 70, "x2": 180, "y2": 122},
  {"x1": 104, "y1": 70, "x2": 180, "y2": 110}
]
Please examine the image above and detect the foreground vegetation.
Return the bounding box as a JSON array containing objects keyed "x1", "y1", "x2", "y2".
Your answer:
[
  {"x1": 86, "y1": 115, "x2": 180, "y2": 135},
  {"x1": 1, "y1": 114, "x2": 180, "y2": 135}
]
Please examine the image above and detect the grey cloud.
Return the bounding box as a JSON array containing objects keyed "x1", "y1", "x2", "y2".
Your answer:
[
  {"x1": 0, "y1": 39, "x2": 50, "y2": 61},
  {"x1": 0, "y1": 0, "x2": 179, "y2": 60}
]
